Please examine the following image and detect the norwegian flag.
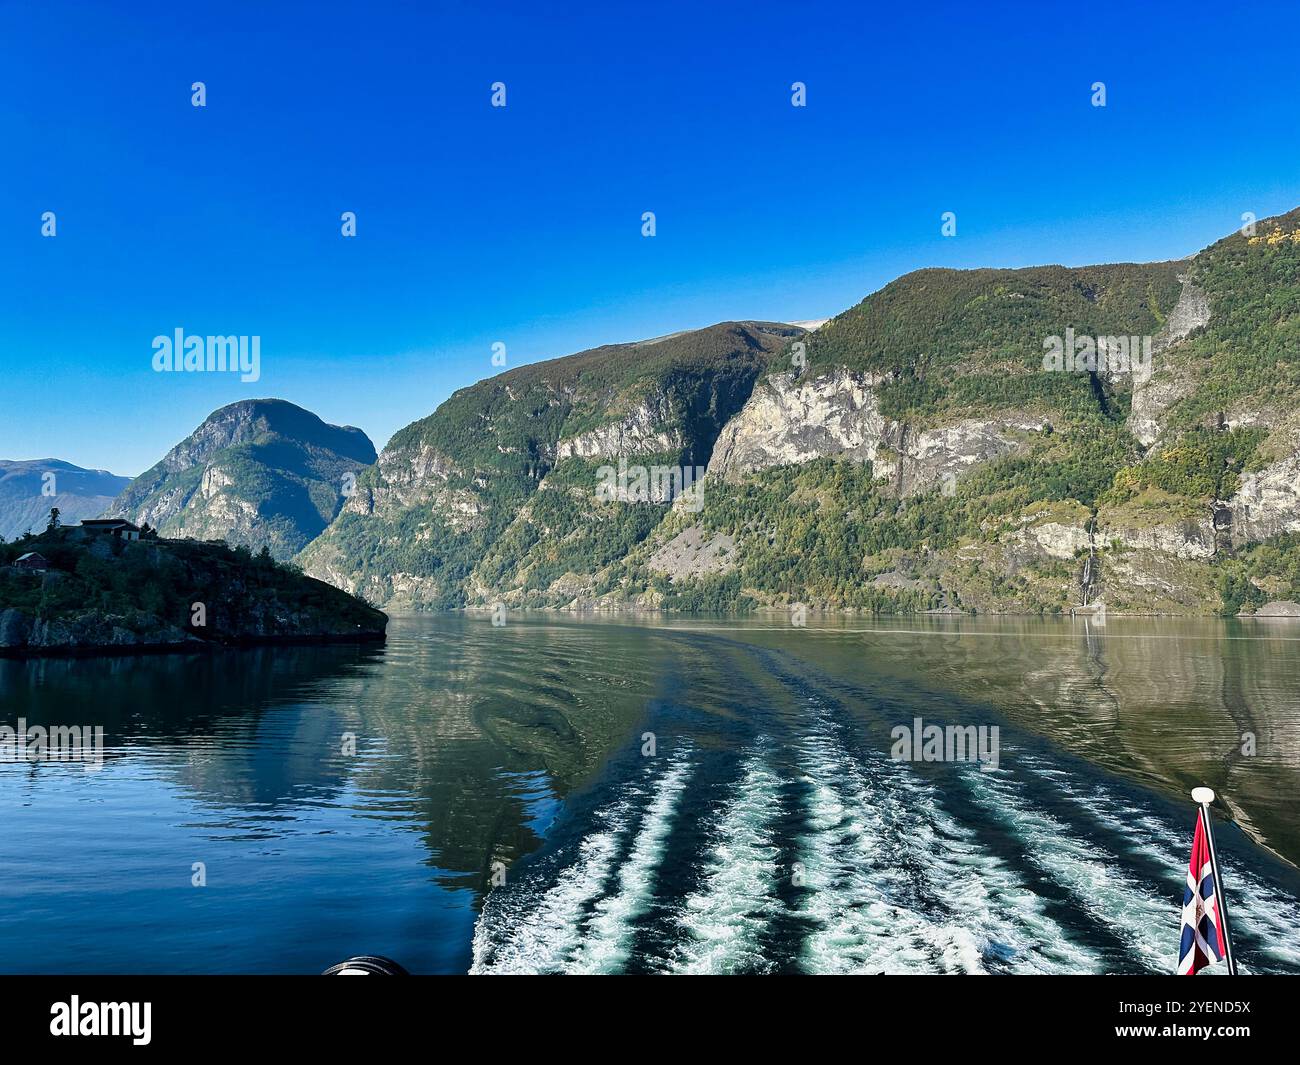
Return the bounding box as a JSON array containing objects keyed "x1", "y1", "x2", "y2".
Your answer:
[{"x1": 1178, "y1": 809, "x2": 1225, "y2": 975}]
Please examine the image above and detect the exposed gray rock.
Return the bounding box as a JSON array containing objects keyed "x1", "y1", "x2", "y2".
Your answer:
[
  {"x1": 1247, "y1": 601, "x2": 1300, "y2": 617},
  {"x1": 343, "y1": 443, "x2": 485, "y2": 533},
  {"x1": 709, "y1": 369, "x2": 890, "y2": 480},
  {"x1": 556, "y1": 397, "x2": 684, "y2": 461},
  {"x1": 647, "y1": 525, "x2": 736, "y2": 582},
  {"x1": 709, "y1": 368, "x2": 1043, "y2": 496},
  {"x1": 107, "y1": 399, "x2": 376, "y2": 559},
  {"x1": 891, "y1": 417, "x2": 1045, "y2": 497},
  {"x1": 997, "y1": 505, "x2": 1093, "y2": 561},
  {"x1": 1099, "y1": 513, "x2": 1217, "y2": 560},
  {"x1": 0, "y1": 607, "x2": 32, "y2": 648},
  {"x1": 1155, "y1": 276, "x2": 1212, "y2": 354},
  {"x1": 1230, "y1": 433, "x2": 1300, "y2": 543},
  {"x1": 1128, "y1": 276, "x2": 1211, "y2": 447},
  {"x1": 6, "y1": 610, "x2": 197, "y2": 652}
]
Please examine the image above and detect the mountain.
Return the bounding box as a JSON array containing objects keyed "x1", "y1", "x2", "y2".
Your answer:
[
  {"x1": 0, "y1": 459, "x2": 130, "y2": 541},
  {"x1": 106, "y1": 399, "x2": 377, "y2": 561},
  {"x1": 298, "y1": 321, "x2": 803, "y2": 608},
  {"x1": 302, "y1": 208, "x2": 1300, "y2": 617}
]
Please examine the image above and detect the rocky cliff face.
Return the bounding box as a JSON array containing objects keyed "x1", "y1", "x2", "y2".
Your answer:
[
  {"x1": 1127, "y1": 275, "x2": 1212, "y2": 447},
  {"x1": 555, "y1": 397, "x2": 685, "y2": 462},
  {"x1": 1228, "y1": 416, "x2": 1300, "y2": 544},
  {"x1": 891, "y1": 417, "x2": 1049, "y2": 497},
  {"x1": 709, "y1": 369, "x2": 890, "y2": 479},
  {"x1": 710, "y1": 368, "x2": 1045, "y2": 498},
  {"x1": 0, "y1": 603, "x2": 196, "y2": 653},
  {"x1": 107, "y1": 399, "x2": 376, "y2": 560}
]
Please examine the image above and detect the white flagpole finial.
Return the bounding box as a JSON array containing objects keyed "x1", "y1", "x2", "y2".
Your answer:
[{"x1": 1190, "y1": 785, "x2": 1237, "y2": 974}]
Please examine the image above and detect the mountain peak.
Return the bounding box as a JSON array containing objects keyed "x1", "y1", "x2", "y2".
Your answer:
[{"x1": 105, "y1": 400, "x2": 377, "y2": 559}]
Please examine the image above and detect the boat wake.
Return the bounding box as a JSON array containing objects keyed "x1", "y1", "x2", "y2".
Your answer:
[{"x1": 469, "y1": 652, "x2": 1300, "y2": 975}]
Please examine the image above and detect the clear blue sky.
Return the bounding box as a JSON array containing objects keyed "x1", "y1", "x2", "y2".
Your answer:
[{"x1": 4, "y1": 0, "x2": 1300, "y2": 475}]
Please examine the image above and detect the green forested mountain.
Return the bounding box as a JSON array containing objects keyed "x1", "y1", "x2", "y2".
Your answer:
[
  {"x1": 301, "y1": 210, "x2": 1300, "y2": 617},
  {"x1": 107, "y1": 399, "x2": 377, "y2": 561},
  {"x1": 298, "y1": 322, "x2": 801, "y2": 607},
  {"x1": 801, "y1": 260, "x2": 1185, "y2": 424}
]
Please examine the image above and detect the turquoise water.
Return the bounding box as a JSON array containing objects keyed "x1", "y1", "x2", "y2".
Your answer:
[{"x1": 2, "y1": 614, "x2": 1298, "y2": 974}]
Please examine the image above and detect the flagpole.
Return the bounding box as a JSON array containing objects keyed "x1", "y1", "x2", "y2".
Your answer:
[{"x1": 1191, "y1": 787, "x2": 1238, "y2": 976}]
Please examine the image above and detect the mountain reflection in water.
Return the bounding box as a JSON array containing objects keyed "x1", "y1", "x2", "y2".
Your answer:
[{"x1": 2, "y1": 614, "x2": 1298, "y2": 974}]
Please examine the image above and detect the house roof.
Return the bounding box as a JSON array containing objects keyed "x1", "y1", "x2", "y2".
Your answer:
[
  {"x1": 80, "y1": 518, "x2": 141, "y2": 531},
  {"x1": 15, "y1": 552, "x2": 48, "y2": 563}
]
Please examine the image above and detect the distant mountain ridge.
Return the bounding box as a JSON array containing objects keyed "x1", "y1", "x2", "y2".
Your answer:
[
  {"x1": 0, "y1": 459, "x2": 130, "y2": 541},
  {"x1": 106, "y1": 399, "x2": 376, "y2": 561}
]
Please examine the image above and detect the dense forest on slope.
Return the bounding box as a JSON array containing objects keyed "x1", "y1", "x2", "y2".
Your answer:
[
  {"x1": 1160, "y1": 206, "x2": 1300, "y2": 428},
  {"x1": 799, "y1": 261, "x2": 1185, "y2": 423}
]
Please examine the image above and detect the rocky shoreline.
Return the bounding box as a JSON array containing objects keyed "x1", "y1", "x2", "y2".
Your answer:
[{"x1": 0, "y1": 605, "x2": 387, "y2": 658}]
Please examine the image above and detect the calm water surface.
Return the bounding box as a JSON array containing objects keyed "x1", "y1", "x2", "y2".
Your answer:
[{"x1": 2, "y1": 614, "x2": 1298, "y2": 974}]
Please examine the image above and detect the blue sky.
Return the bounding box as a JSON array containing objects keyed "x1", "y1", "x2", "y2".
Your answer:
[{"x1": 3, "y1": 0, "x2": 1300, "y2": 475}]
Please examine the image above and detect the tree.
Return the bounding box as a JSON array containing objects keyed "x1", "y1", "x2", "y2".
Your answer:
[{"x1": 47, "y1": 507, "x2": 61, "y2": 531}]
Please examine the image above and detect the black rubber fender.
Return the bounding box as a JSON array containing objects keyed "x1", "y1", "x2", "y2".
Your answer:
[{"x1": 321, "y1": 955, "x2": 410, "y2": 975}]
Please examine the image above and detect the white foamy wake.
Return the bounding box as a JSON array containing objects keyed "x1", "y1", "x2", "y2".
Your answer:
[
  {"x1": 1022, "y1": 758, "x2": 1300, "y2": 972},
  {"x1": 567, "y1": 755, "x2": 693, "y2": 973},
  {"x1": 796, "y1": 717, "x2": 1095, "y2": 974},
  {"x1": 967, "y1": 766, "x2": 1179, "y2": 972},
  {"x1": 665, "y1": 749, "x2": 784, "y2": 974},
  {"x1": 874, "y1": 757, "x2": 1099, "y2": 974},
  {"x1": 470, "y1": 751, "x2": 692, "y2": 974},
  {"x1": 469, "y1": 786, "x2": 641, "y2": 974}
]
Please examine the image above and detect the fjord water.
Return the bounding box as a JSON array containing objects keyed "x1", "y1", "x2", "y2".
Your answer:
[{"x1": 2, "y1": 615, "x2": 1299, "y2": 974}]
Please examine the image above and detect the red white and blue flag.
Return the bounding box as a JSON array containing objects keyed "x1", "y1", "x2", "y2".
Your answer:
[{"x1": 1178, "y1": 810, "x2": 1224, "y2": 975}]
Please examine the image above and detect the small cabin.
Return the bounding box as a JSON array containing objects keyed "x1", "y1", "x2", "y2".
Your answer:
[
  {"x1": 79, "y1": 518, "x2": 143, "y2": 541},
  {"x1": 12, "y1": 552, "x2": 51, "y2": 571}
]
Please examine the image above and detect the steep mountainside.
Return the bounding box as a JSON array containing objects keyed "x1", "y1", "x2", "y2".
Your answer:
[
  {"x1": 0, "y1": 459, "x2": 130, "y2": 541},
  {"x1": 303, "y1": 209, "x2": 1300, "y2": 617},
  {"x1": 298, "y1": 322, "x2": 801, "y2": 607},
  {"x1": 107, "y1": 399, "x2": 376, "y2": 560}
]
